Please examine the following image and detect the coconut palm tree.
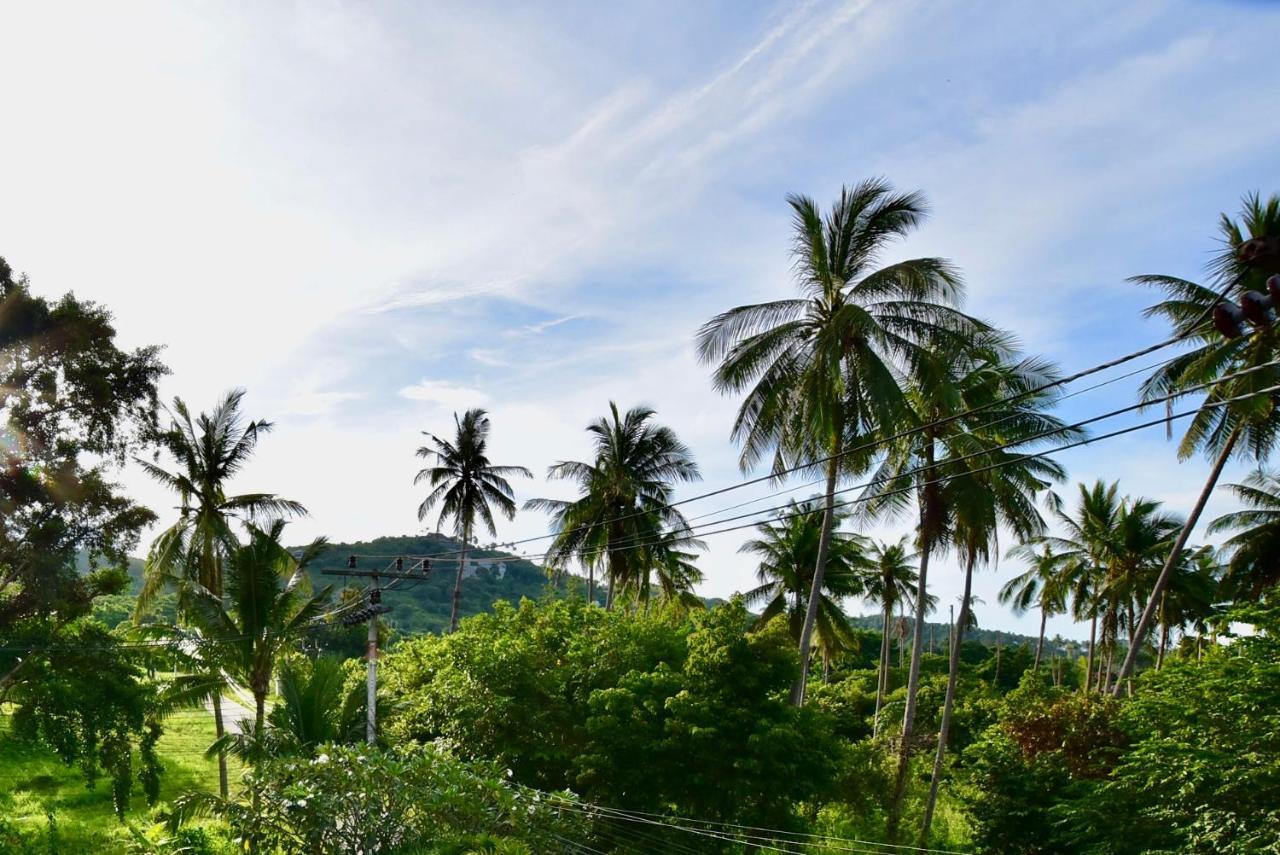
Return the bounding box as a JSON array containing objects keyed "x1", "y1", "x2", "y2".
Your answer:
[
  {"x1": 741, "y1": 500, "x2": 872, "y2": 675},
  {"x1": 867, "y1": 335, "x2": 1073, "y2": 840},
  {"x1": 913, "y1": 350, "x2": 1072, "y2": 842},
  {"x1": 526, "y1": 403, "x2": 700, "y2": 608},
  {"x1": 1209, "y1": 469, "x2": 1280, "y2": 599},
  {"x1": 135, "y1": 389, "x2": 304, "y2": 796},
  {"x1": 1001, "y1": 543, "x2": 1069, "y2": 669},
  {"x1": 1036, "y1": 481, "x2": 1123, "y2": 691},
  {"x1": 697, "y1": 179, "x2": 982, "y2": 706},
  {"x1": 417, "y1": 409, "x2": 532, "y2": 632},
  {"x1": 1116, "y1": 193, "x2": 1280, "y2": 692},
  {"x1": 180, "y1": 521, "x2": 331, "y2": 736},
  {"x1": 1152, "y1": 545, "x2": 1219, "y2": 669},
  {"x1": 862, "y1": 537, "x2": 920, "y2": 738},
  {"x1": 647, "y1": 526, "x2": 707, "y2": 612}
]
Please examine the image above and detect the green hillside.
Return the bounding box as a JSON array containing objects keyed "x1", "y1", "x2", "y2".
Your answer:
[{"x1": 300, "y1": 534, "x2": 594, "y2": 636}]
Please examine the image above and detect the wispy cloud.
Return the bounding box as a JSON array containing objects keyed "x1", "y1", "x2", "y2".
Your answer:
[{"x1": 397, "y1": 380, "x2": 490, "y2": 410}]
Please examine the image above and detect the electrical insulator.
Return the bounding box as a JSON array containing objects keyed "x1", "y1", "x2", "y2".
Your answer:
[
  {"x1": 421, "y1": 558, "x2": 431, "y2": 573},
  {"x1": 395, "y1": 557, "x2": 404, "y2": 571},
  {"x1": 1214, "y1": 302, "x2": 1247, "y2": 339},
  {"x1": 347, "y1": 555, "x2": 357, "y2": 569},
  {"x1": 370, "y1": 589, "x2": 381, "y2": 604}
]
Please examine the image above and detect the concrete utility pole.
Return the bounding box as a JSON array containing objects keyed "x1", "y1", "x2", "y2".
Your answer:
[
  {"x1": 367, "y1": 580, "x2": 379, "y2": 745},
  {"x1": 325, "y1": 555, "x2": 433, "y2": 746}
]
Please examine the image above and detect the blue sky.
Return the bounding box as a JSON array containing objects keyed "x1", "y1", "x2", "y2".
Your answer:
[{"x1": 3, "y1": 0, "x2": 1279, "y2": 638}]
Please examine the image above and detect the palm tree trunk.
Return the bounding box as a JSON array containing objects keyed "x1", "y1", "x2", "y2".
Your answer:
[
  {"x1": 587, "y1": 564, "x2": 594, "y2": 605},
  {"x1": 212, "y1": 694, "x2": 228, "y2": 798},
  {"x1": 921, "y1": 554, "x2": 974, "y2": 842},
  {"x1": 888, "y1": 442, "x2": 936, "y2": 843},
  {"x1": 1084, "y1": 613, "x2": 1096, "y2": 694},
  {"x1": 873, "y1": 600, "x2": 892, "y2": 738},
  {"x1": 1034, "y1": 609, "x2": 1047, "y2": 670},
  {"x1": 1114, "y1": 425, "x2": 1241, "y2": 694},
  {"x1": 822, "y1": 648, "x2": 832, "y2": 683},
  {"x1": 449, "y1": 536, "x2": 469, "y2": 633},
  {"x1": 791, "y1": 433, "x2": 843, "y2": 707},
  {"x1": 255, "y1": 691, "x2": 266, "y2": 737},
  {"x1": 1157, "y1": 620, "x2": 1169, "y2": 670}
]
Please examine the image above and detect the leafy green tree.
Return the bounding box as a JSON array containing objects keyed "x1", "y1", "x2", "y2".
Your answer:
[
  {"x1": 383, "y1": 597, "x2": 686, "y2": 791},
  {"x1": 1117, "y1": 192, "x2": 1280, "y2": 690},
  {"x1": 171, "y1": 743, "x2": 586, "y2": 854},
  {"x1": 1209, "y1": 468, "x2": 1280, "y2": 598},
  {"x1": 576, "y1": 601, "x2": 838, "y2": 831},
  {"x1": 0, "y1": 256, "x2": 166, "y2": 805},
  {"x1": 696, "y1": 179, "x2": 981, "y2": 706},
  {"x1": 526, "y1": 403, "x2": 699, "y2": 608},
  {"x1": 136, "y1": 389, "x2": 303, "y2": 795},
  {"x1": 863, "y1": 537, "x2": 921, "y2": 737},
  {"x1": 417, "y1": 408, "x2": 532, "y2": 632},
  {"x1": 740, "y1": 499, "x2": 871, "y2": 679}
]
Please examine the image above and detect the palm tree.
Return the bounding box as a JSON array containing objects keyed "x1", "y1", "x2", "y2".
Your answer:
[
  {"x1": 697, "y1": 179, "x2": 981, "y2": 707},
  {"x1": 269, "y1": 655, "x2": 365, "y2": 753},
  {"x1": 866, "y1": 335, "x2": 1073, "y2": 840},
  {"x1": 1117, "y1": 193, "x2": 1280, "y2": 692},
  {"x1": 1152, "y1": 545, "x2": 1219, "y2": 669},
  {"x1": 181, "y1": 521, "x2": 331, "y2": 736},
  {"x1": 741, "y1": 500, "x2": 871, "y2": 675},
  {"x1": 1209, "y1": 469, "x2": 1280, "y2": 599},
  {"x1": 136, "y1": 389, "x2": 304, "y2": 797},
  {"x1": 647, "y1": 527, "x2": 708, "y2": 612},
  {"x1": 1001, "y1": 544, "x2": 1069, "y2": 669},
  {"x1": 912, "y1": 349, "x2": 1071, "y2": 842},
  {"x1": 862, "y1": 537, "x2": 920, "y2": 738},
  {"x1": 525, "y1": 403, "x2": 700, "y2": 608},
  {"x1": 417, "y1": 408, "x2": 532, "y2": 632}
]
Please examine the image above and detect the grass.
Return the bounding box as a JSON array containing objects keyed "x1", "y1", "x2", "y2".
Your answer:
[{"x1": 0, "y1": 706, "x2": 238, "y2": 851}]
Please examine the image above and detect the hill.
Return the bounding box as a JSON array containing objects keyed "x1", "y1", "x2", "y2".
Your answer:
[{"x1": 298, "y1": 534, "x2": 592, "y2": 636}]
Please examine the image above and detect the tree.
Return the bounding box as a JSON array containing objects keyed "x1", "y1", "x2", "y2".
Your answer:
[
  {"x1": 863, "y1": 537, "x2": 920, "y2": 737},
  {"x1": 1038, "y1": 481, "x2": 1124, "y2": 692},
  {"x1": 1117, "y1": 192, "x2": 1280, "y2": 691},
  {"x1": 177, "y1": 520, "x2": 331, "y2": 737},
  {"x1": 0, "y1": 256, "x2": 166, "y2": 805},
  {"x1": 740, "y1": 499, "x2": 871, "y2": 680},
  {"x1": 1209, "y1": 468, "x2": 1280, "y2": 599},
  {"x1": 1001, "y1": 544, "x2": 1069, "y2": 670},
  {"x1": 912, "y1": 347, "x2": 1071, "y2": 842},
  {"x1": 255, "y1": 655, "x2": 364, "y2": 756},
  {"x1": 867, "y1": 334, "x2": 1073, "y2": 840},
  {"x1": 697, "y1": 179, "x2": 980, "y2": 706},
  {"x1": 526, "y1": 403, "x2": 700, "y2": 608},
  {"x1": 417, "y1": 408, "x2": 532, "y2": 632},
  {"x1": 648, "y1": 526, "x2": 708, "y2": 612},
  {"x1": 136, "y1": 388, "x2": 302, "y2": 796}
]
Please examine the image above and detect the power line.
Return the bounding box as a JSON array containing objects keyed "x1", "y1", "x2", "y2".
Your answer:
[
  {"x1": 369, "y1": 359, "x2": 1280, "y2": 568},
  {"x1": 390, "y1": 327, "x2": 1224, "y2": 567}
]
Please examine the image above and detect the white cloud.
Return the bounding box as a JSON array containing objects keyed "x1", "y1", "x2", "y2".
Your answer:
[{"x1": 397, "y1": 380, "x2": 490, "y2": 410}]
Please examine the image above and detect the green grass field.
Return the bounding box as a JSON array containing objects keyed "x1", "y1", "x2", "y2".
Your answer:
[{"x1": 0, "y1": 707, "x2": 236, "y2": 851}]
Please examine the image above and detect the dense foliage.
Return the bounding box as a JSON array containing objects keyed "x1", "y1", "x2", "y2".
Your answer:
[{"x1": 383, "y1": 598, "x2": 840, "y2": 830}]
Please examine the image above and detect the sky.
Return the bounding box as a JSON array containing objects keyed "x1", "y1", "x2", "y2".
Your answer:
[{"x1": 3, "y1": 0, "x2": 1279, "y2": 640}]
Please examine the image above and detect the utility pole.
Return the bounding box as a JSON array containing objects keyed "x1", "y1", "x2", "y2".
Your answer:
[
  {"x1": 326, "y1": 555, "x2": 432, "y2": 746},
  {"x1": 366, "y1": 580, "x2": 379, "y2": 744}
]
